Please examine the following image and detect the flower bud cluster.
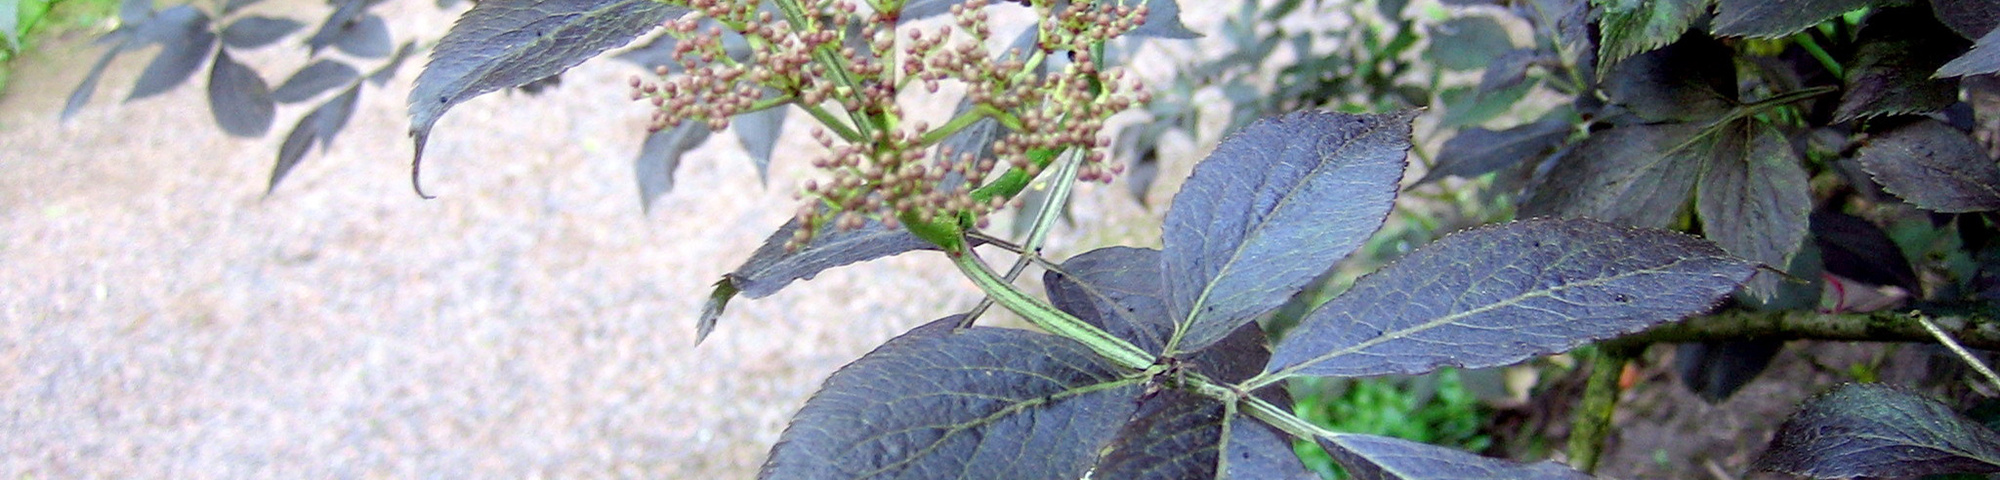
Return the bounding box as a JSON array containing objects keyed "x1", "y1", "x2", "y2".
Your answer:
[{"x1": 631, "y1": 0, "x2": 1153, "y2": 250}]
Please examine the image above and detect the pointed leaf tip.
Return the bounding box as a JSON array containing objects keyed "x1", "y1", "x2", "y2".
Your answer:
[
  {"x1": 1162, "y1": 109, "x2": 1415, "y2": 353},
  {"x1": 1755, "y1": 383, "x2": 2000, "y2": 478},
  {"x1": 1268, "y1": 218, "x2": 1753, "y2": 379}
]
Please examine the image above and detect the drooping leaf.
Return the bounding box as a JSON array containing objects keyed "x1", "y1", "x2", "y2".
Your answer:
[
  {"x1": 272, "y1": 60, "x2": 360, "y2": 103},
  {"x1": 759, "y1": 317, "x2": 1145, "y2": 480},
  {"x1": 1318, "y1": 433, "x2": 1592, "y2": 480},
  {"x1": 126, "y1": 7, "x2": 215, "y2": 101},
  {"x1": 1420, "y1": 117, "x2": 1571, "y2": 184},
  {"x1": 1600, "y1": 32, "x2": 1738, "y2": 122},
  {"x1": 1939, "y1": 27, "x2": 2000, "y2": 78},
  {"x1": 1519, "y1": 123, "x2": 1703, "y2": 228},
  {"x1": 205, "y1": 50, "x2": 275, "y2": 137},
  {"x1": 694, "y1": 213, "x2": 942, "y2": 344},
  {"x1": 367, "y1": 41, "x2": 415, "y2": 86},
  {"x1": 331, "y1": 14, "x2": 391, "y2": 58},
  {"x1": 1593, "y1": 0, "x2": 1713, "y2": 67},
  {"x1": 1931, "y1": 0, "x2": 2000, "y2": 41},
  {"x1": 1711, "y1": 0, "x2": 1886, "y2": 38},
  {"x1": 270, "y1": 85, "x2": 361, "y2": 193},
  {"x1": 1046, "y1": 246, "x2": 1174, "y2": 354},
  {"x1": 304, "y1": 0, "x2": 366, "y2": 54},
  {"x1": 733, "y1": 102, "x2": 786, "y2": 183},
  {"x1": 220, "y1": 16, "x2": 303, "y2": 49},
  {"x1": 1675, "y1": 341, "x2": 1786, "y2": 403},
  {"x1": 1267, "y1": 218, "x2": 1753, "y2": 378},
  {"x1": 62, "y1": 43, "x2": 128, "y2": 120},
  {"x1": 408, "y1": 0, "x2": 687, "y2": 197},
  {"x1": 1695, "y1": 119, "x2": 1811, "y2": 298},
  {"x1": 1477, "y1": 49, "x2": 1545, "y2": 95},
  {"x1": 1754, "y1": 383, "x2": 2000, "y2": 478},
  {"x1": 1856, "y1": 119, "x2": 2000, "y2": 213},
  {"x1": 1427, "y1": 16, "x2": 1516, "y2": 71},
  {"x1": 1834, "y1": 7, "x2": 1969, "y2": 122},
  {"x1": 1811, "y1": 210, "x2": 1919, "y2": 291},
  {"x1": 633, "y1": 122, "x2": 712, "y2": 212},
  {"x1": 1161, "y1": 110, "x2": 1415, "y2": 354}
]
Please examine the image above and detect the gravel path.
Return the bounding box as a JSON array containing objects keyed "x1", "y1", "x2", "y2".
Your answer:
[{"x1": 0, "y1": 4, "x2": 1180, "y2": 477}]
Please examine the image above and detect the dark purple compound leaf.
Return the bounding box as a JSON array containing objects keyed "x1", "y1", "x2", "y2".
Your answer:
[{"x1": 1755, "y1": 383, "x2": 2000, "y2": 478}]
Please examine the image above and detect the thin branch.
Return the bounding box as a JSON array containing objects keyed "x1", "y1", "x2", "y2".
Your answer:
[
  {"x1": 1915, "y1": 314, "x2": 2000, "y2": 393},
  {"x1": 1605, "y1": 309, "x2": 2000, "y2": 351}
]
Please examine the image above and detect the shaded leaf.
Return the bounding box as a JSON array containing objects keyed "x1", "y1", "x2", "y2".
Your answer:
[
  {"x1": 1421, "y1": 117, "x2": 1571, "y2": 184},
  {"x1": 1857, "y1": 119, "x2": 2000, "y2": 212},
  {"x1": 1094, "y1": 391, "x2": 1313, "y2": 480},
  {"x1": 1695, "y1": 120, "x2": 1811, "y2": 298},
  {"x1": 1046, "y1": 246, "x2": 1174, "y2": 355},
  {"x1": 1162, "y1": 110, "x2": 1415, "y2": 354},
  {"x1": 408, "y1": 0, "x2": 686, "y2": 197},
  {"x1": 270, "y1": 85, "x2": 361, "y2": 193},
  {"x1": 634, "y1": 122, "x2": 712, "y2": 212},
  {"x1": 367, "y1": 41, "x2": 415, "y2": 86},
  {"x1": 304, "y1": 0, "x2": 365, "y2": 53},
  {"x1": 1676, "y1": 340, "x2": 1786, "y2": 403},
  {"x1": 130, "y1": 6, "x2": 201, "y2": 45},
  {"x1": 62, "y1": 43, "x2": 129, "y2": 120},
  {"x1": 220, "y1": 16, "x2": 303, "y2": 49},
  {"x1": 1754, "y1": 383, "x2": 2000, "y2": 478},
  {"x1": 1601, "y1": 32, "x2": 1738, "y2": 122},
  {"x1": 206, "y1": 50, "x2": 276, "y2": 137},
  {"x1": 330, "y1": 14, "x2": 391, "y2": 58},
  {"x1": 272, "y1": 60, "x2": 360, "y2": 103},
  {"x1": 1931, "y1": 0, "x2": 1999, "y2": 41},
  {"x1": 1939, "y1": 27, "x2": 2000, "y2": 78},
  {"x1": 758, "y1": 317, "x2": 1145, "y2": 480},
  {"x1": 1835, "y1": 8, "x2": 1969, "y2": 122},
  {"x1": 1438, "y1": 82, "x2": 1535, "y2": 129},
  {"x1": 1131, "y1": 0, "x2": 1200, "y2": 39},
  {"x1": 1319, "y1": 434, "x2": 1591, "y2": 480},
  {"x1": 127, "y1": 7, "x2": 215, "y2": 101},
  {"x1": 1594, "y1": 0, "x2": 1712, "y2": 66},
  {"x1": 1811, "y1": 210, "x2": 1919, "y2": 291},
  {"x1": 1519, "y1": 123, "x2": 1703, "y2": 228},
  {"x1": 733, "y1": 102, "x2": 786, "y2": 183},
  {"x1": 1428, "y1": 16, "x2": 1515, "y2": 71},
  {"x1": 1267, "y1": 218, "x2": 1753, "y2": 378},
  {"x1": 1712, "y1": 0, "x2": 1886, "y2": 38},
  {"x1": 221, "y1": 0, "x2": 263, "y2": 15},
  {"x1": 1478, "y1": 49, "x2": 1544, "y2": 95}
]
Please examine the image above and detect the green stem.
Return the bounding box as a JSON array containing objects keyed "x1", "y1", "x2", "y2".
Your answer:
[
  {"x1": 1797, "y1": 29, "x2": 1845, "y2": 79},
  {"x1": 950, "y1": 249, "x2": 1155, "y2": 370},
  {"x1": 1567, "y1": 345, "x2": 1635, "y2": 474},
  {"x1": 961, "y1": 149, "x2": 1082, "y2": 323}
]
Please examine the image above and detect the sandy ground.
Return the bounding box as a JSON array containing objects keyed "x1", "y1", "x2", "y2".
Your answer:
[{"x1": 0, "y1": 3, "x2": 1180, "y2": 477}]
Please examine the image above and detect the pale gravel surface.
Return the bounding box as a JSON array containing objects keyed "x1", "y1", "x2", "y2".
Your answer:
[{"x1": 0, "y1": 3, "x2": 1202, "y2": 478}]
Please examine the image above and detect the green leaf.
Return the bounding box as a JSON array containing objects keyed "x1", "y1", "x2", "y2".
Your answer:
[
  {"x1": 1938, "y1": 27, "x2": 2000, "y2": 77},
  {"x1": 1711, "y1": 0, "x2": 1889, "y2": 38},
  {"x1": 1420, "y1": 116, "x2": 1571, "y2": 184},
  {"x1": 1519, "y1": 123, "x2": 1704, "y2": 228},
  {"x1": 272, "y1": 60, "x2": 360, "y2": 104},
  {"x1": 1695, "y1": 120, "x2": 1811, "y2": 299},
  {"x1": 1834, "y1": 7, "x2": 1969, "y2": 123},
  {"x1": 205, "y1": 50, "x2": 275, "y2": 137},
  {"x1": 1318, "y1": 433, "x2": 1591, "y2": 479},
  {"x1": 1600, "y1": 32, "x2": 1738, "y2": 123},
  {"x1": 126, "y1": 6, "x2": 214, "y2": 101},
  {"x1": 1437, "y1": 82, "x2": 1535, "y2": 129},
  {"x1": 759, "y1": 317, "x2": 1145, "y2": 479},
  {"x1": 1754, "y1": 383, "x2": 2000, "y2": 477},
  {"x1": 219, "y1": 16, "x2": 303, "y2": 49},
  {"x1": 408, "y1": 0, "x2": 687, "y2": 197},
  {"x1": 1162, "y1": 110, "x2": 1415, "y2": 353},
  {"x1": 1266, "y1": 218, "x2": 1753, "y2": 378},
  {"x1": 1593, "y1": 0, "x2": 1713, "y2": 67},
  {"x1": 1427, "y1": 16, "x2": 1516, "y2": 71},
  {"x1": 1930, "y1": 0, "x2": 1999, "y2": 41},
  {"x1": 1856, "y1": 119, "x2": 2000, "y2": 212}
]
